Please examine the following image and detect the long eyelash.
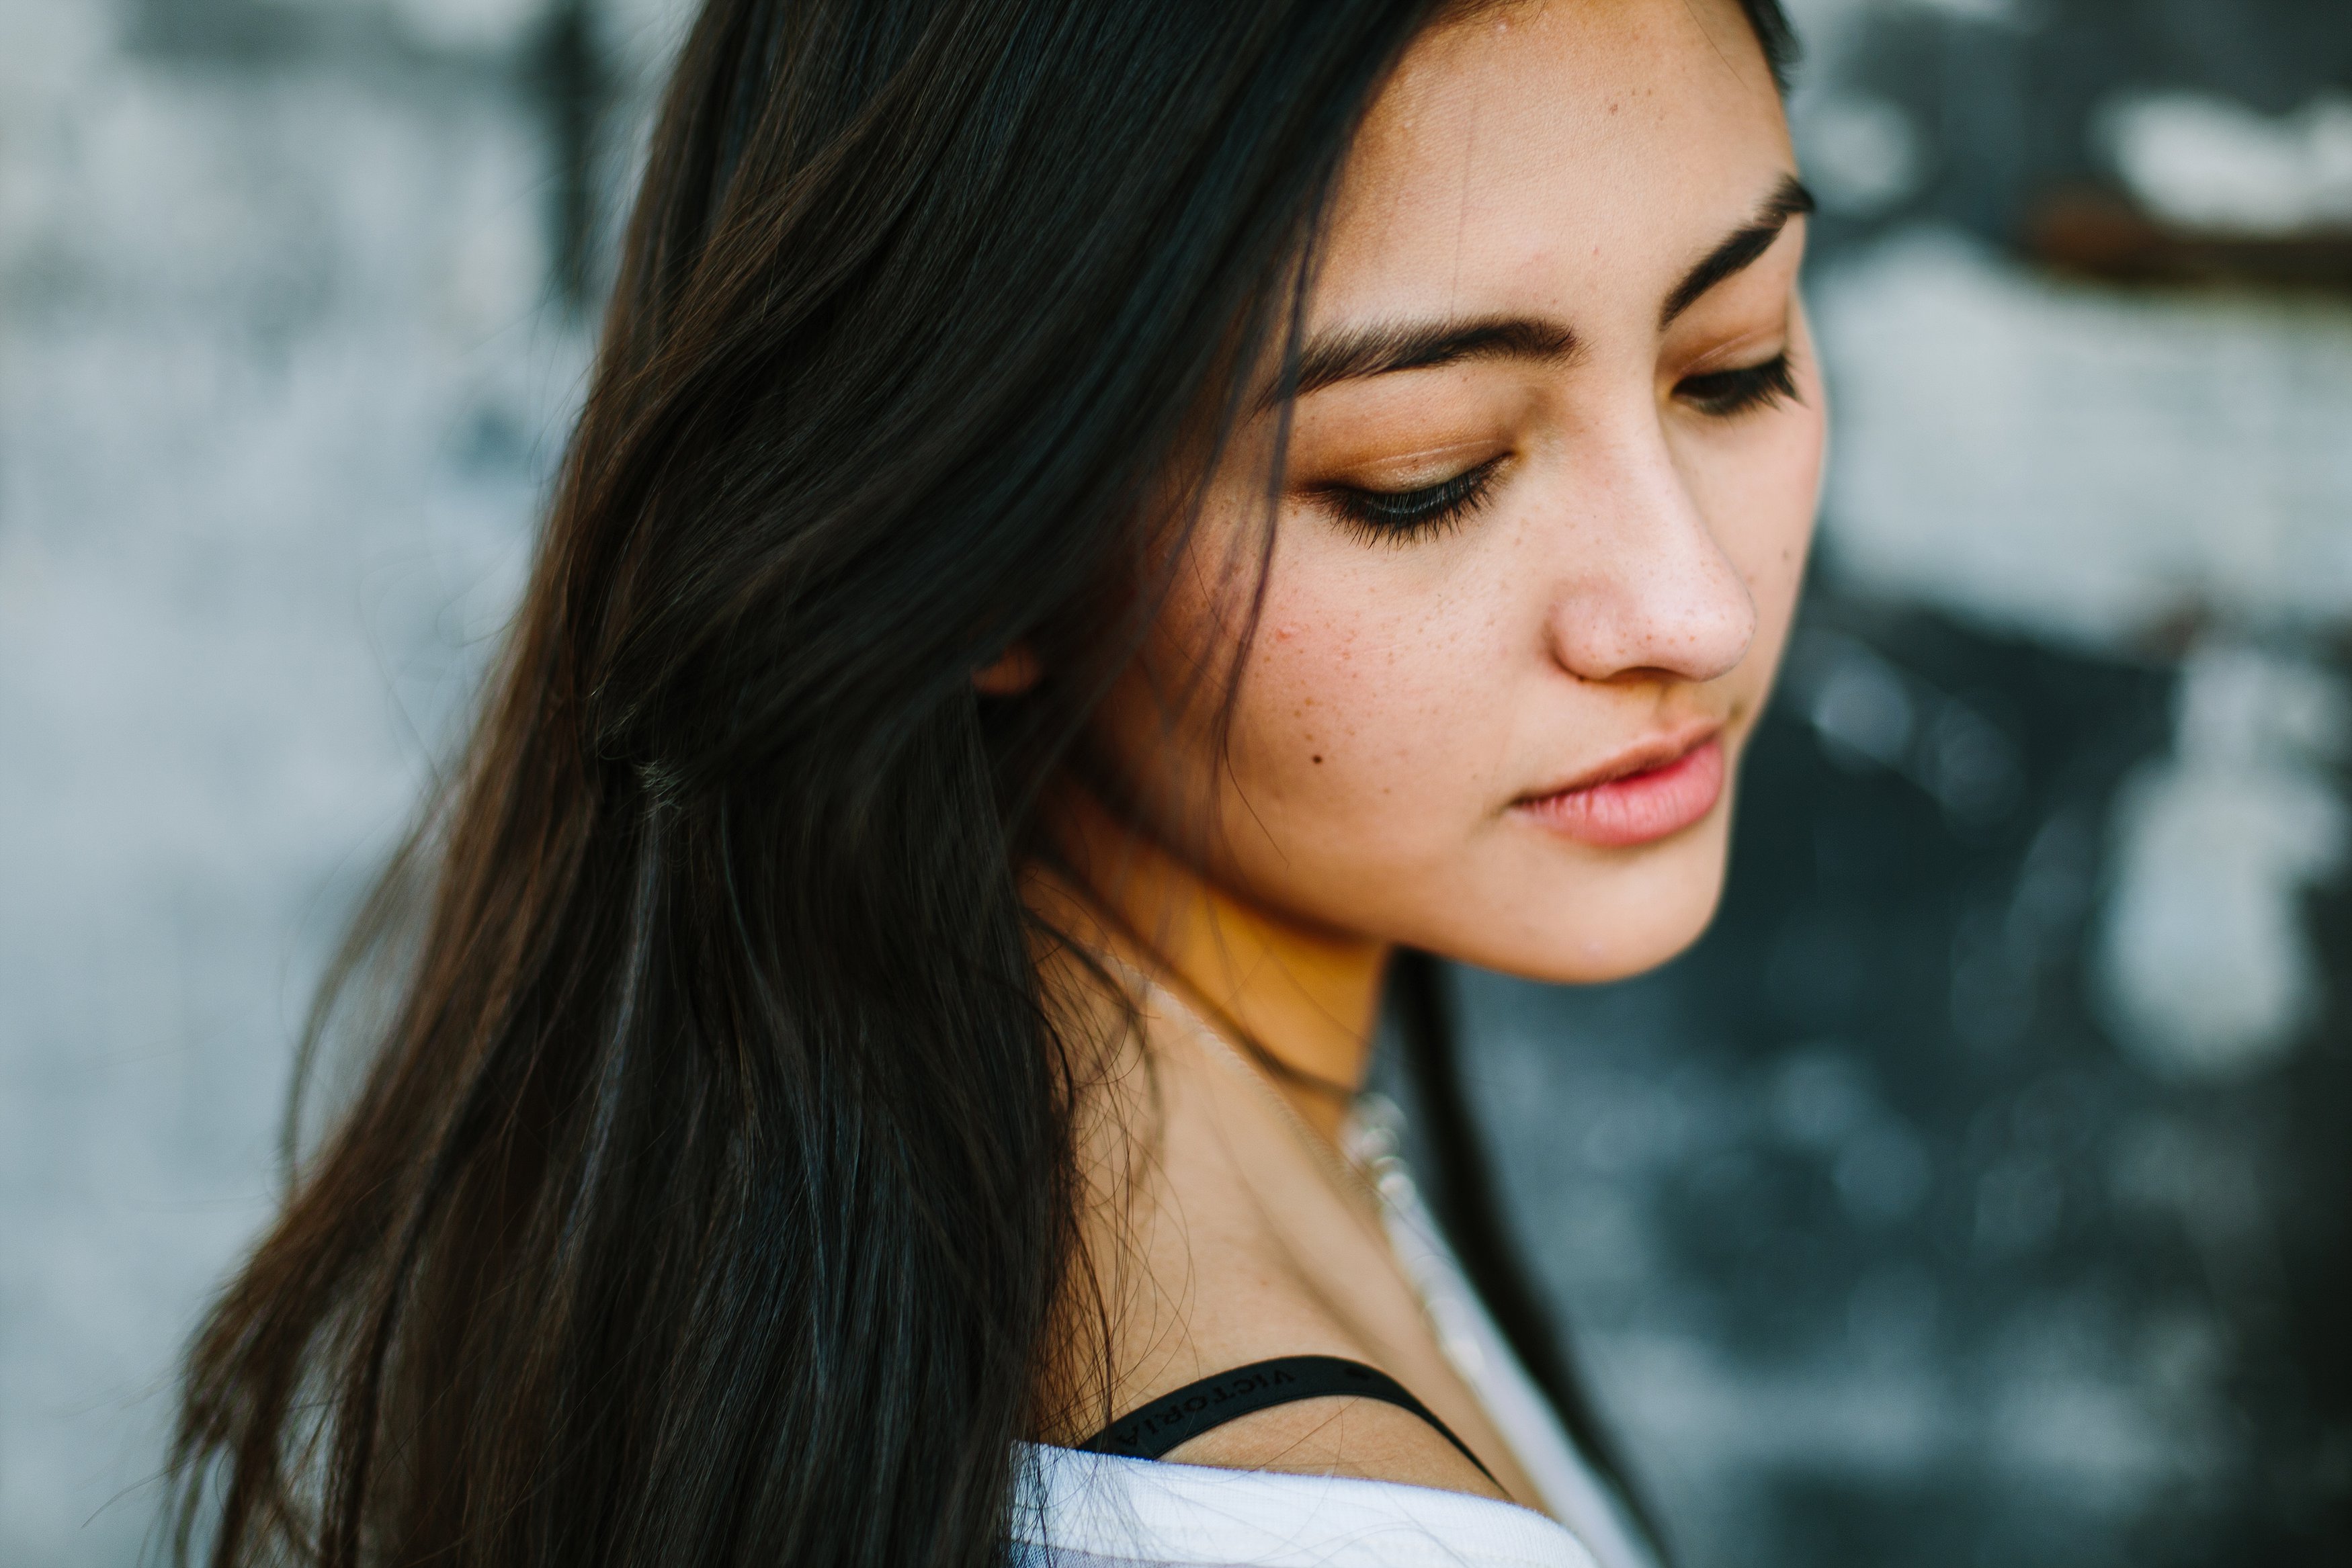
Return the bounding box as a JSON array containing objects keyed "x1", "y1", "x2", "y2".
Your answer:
[
  {"x1": 1678, "y1": 351, "x2": 1800, "y2": 418},
  {"x1": 1320, "y1": 457, "x2": 1503, "y2": 545}
]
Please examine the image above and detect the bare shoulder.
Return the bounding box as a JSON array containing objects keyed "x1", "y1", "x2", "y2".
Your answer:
[{"x1": 1049, "y1": 982, "x2": 1515, "y2": 1504}]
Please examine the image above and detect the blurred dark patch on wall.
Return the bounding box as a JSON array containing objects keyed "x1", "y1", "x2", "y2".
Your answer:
[
  {"x1": 1790, "y1": 0, "x2": 2352, "y2": 264},
  {"x1": 126, "y1": 0, "x2": 623, "y2": 310}
]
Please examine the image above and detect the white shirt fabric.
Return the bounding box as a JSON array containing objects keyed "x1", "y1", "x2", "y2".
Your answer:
[
  {"x1": 1009, "y1": 1444, "x2": 1597, "y2": 1568},
  {"x1": 1009, "y1": 1096, "x2": 1656, "y2": 1568}
]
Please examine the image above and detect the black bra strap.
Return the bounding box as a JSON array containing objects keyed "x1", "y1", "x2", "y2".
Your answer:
[{"x1": 1077, "y1": 1355, "x2": 1498, "y2": 1485}]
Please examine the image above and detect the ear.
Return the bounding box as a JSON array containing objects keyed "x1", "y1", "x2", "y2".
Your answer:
[{"x1": 972, "y1": 642, "x2": 1045, "y2": 697}]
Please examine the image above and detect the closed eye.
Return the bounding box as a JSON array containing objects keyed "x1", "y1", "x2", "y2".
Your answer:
[
  {"x1": 1676, "y1": 352, "x2": 1798, "y2": 419},
  {"x1": 1316, "y1": 455, "x2": 1506, "y2": 546}
]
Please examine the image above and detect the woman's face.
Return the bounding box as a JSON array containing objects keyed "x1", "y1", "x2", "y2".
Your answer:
[{"x1": 1093, "y1": 0, "x2": 1823, "y2": 984}]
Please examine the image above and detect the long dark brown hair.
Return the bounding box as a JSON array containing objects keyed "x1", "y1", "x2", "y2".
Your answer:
[{"x1": 171, "y1": 3, "x2": 1795, "y2": 1565}]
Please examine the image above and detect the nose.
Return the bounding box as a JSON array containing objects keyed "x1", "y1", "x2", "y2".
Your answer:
[{"x1": 1540, "y1": 419, "x2": 1755, "y2": 687}]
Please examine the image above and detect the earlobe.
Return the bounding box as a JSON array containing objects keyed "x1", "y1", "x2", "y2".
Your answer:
[{"x1": 973, "y1": 643, "x2": 1046, "y2": 697}]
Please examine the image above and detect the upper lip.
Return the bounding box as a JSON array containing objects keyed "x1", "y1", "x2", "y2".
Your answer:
[{"x1": 1515, "y1": 718, "x2": 1726, "y2": 803}]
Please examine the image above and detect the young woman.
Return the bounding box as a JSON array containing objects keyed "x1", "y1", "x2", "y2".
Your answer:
[{"x1": 174, "y1": 1, "x2": 1820, "y2": 1565}]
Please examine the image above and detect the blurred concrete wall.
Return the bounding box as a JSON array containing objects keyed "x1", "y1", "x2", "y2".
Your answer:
[
  {"x1": 1, "y1": 2, "x2": 2345, "y2": 1565},
  {"x1": 0, "y1": 1, "x2": 665, "y2": 1559}
]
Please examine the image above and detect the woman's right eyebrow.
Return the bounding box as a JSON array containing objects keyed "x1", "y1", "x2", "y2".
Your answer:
[{"x1": 1269, "y1": 314, "x2": 1583, "y2": 407}]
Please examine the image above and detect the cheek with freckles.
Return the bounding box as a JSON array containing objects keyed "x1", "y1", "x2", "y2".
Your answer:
[{"x1": 1208, "y1": 539, "x2": 1519, "y2": 912}]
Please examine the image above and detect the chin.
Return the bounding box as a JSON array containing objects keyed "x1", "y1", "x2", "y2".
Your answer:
[{"x1": 1440, "y1": 818, "x2": 1734, "y2": 986}]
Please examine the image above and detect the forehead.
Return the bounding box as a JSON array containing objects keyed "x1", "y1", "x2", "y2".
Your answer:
[{"x1": 1314, "y1": 0, "x2": 1793, "y2": 326}]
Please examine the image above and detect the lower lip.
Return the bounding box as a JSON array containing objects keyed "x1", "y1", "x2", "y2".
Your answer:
[{"x1": 1517, "y1": 738, "x2": 1727, "y2": 848}]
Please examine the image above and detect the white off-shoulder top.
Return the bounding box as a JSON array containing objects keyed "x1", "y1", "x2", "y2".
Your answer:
[{"x1": 1009, "y1": 1443, "x2": 1599, "y2": 1568}]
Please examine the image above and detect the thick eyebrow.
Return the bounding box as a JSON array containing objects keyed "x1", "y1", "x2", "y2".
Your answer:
[
  {"x1": 1270, "y1": 314, "x2": 1579, "y2": 407},
  {"x1": 1659, "y1": 174, "x2": 1816, "y2": 328},
  {"x1": 1267, "y1": 175, "x2": 1812, "y2": 408}
]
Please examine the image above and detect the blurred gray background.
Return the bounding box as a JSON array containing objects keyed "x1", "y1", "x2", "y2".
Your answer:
[{"x1": 1, "y1": 1, "x2": 2345, "y2": 1564}]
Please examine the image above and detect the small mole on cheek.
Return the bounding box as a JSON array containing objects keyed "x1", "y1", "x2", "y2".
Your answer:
[{"x1": 1312, "y1": 755, "x2": 1325, "y2": 765}]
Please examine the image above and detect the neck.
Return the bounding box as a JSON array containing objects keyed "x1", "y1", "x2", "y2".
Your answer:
[{"x1": 1040, "y1": 786, "x2": 1390, "y2": 1145}]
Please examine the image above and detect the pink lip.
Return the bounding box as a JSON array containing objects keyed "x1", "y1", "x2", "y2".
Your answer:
[{"x1": 1515, "y1": 730, "x2": 1727, "y2": 848}]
